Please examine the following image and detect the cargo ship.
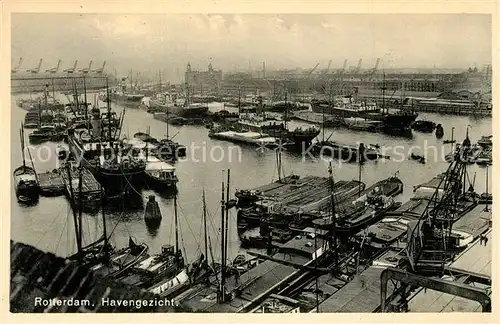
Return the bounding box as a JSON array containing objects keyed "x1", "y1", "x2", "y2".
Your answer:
[{"x1": 67, "y1": 94, "x2": 146, "y2": 201}]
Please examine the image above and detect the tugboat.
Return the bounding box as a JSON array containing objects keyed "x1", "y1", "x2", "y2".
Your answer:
[
  {"x1": 312, "y1": 141, "x2": 380, "y2": 162},
  {"x1": 127, "y1": 137, "x2": 179, "y2": 190},
  {"x1": 411, "y1": 120, "x2": 436, "y2": 133},
  {"x1": 134, "y1": 128, "x2": 187, "y2": 161},
  {"x1": 13, "y1": 125, "x2": 39, "y2": 204},
  {"x1": 410, "y1": 153, "x2": 426, "y2": 164}
]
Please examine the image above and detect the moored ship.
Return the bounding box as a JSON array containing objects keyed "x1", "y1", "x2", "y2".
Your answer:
[{"x1": 67, "y1": 90, "x2": 146, "y2": 202}]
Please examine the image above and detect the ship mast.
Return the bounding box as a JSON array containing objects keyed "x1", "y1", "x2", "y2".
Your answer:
[
  {"x1": 328, "y1": 162, "x2": 337, "y2": 268},
  {"x1": 224, "y1": 170, "x2": 231, "y2": 284},
  {"x1": 314, "y1": 224, "x2": 319, "y2": 313},
  {"x1": 44, "y1": 84, "x2": 48, "y2": 106},
  {"x1": 219, "y1": 177, "x2": 226, "y2": 303},
  {"x1": 159, "y1": 70, "x2": 162, "y2": 93},
  {"x1": 66, "y1": 163, "x2": 83, "y2": 260},
  {"x1": 83, "y1": 76, "x2": 89, "y2": 132},
  {"x1": 276, "y1": 142, "x2": 283, "y2": 182},
  {"x1": 284, "y1": 90, "x2": 288, "y2": 130},
  {"x1": 484, "y1": 165, "x2": 489, "y2": 212},
  {"x1": 101, "y1": 185, "x2": 109, "y2": 251},
  {"x1": 73, "y1": 80, "x2": 80, "y2": 113},
  {"x1": 174, "y1": 194, "x2": 180, "y2": 265},
  {"x1": 381, "y1": 73, "x2": 387, "y2": 114},
  {"x1": 19, "y1": 125, "x2": 26, "y2": 168},
  {"x1": 51, "y1": 79, "x2": 56, "y2": 104},
  {"x1": 185, "y1": 82, "x2": 190, "y2": 106},
  {"x1": 106, "y1": 78, "x2": 112, "y2": 147},
  {"x1": 77, "y1": 166, "x2": 84, "y2": 255},
  {"x1": 130, "y1": 69, "x2": 133, "y2": 93},
  {"x1": 238, "y1": 86, "x2": 241, "y2": 115},
  {"x1": 202, "y1": 188, "x2": 209, "y2": 267}
]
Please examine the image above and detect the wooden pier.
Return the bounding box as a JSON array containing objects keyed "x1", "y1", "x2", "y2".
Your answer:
[{"x1": 37, "y1": 170, "x2": 65, "y2": 196}]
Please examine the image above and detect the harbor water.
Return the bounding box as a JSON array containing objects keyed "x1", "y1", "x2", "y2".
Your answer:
[{"x1": 10, "y1": 94, "x2": 493, "y2": 265}]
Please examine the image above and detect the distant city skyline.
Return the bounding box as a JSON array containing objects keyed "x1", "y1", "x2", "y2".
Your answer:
[{"x1": 12, "y1": 13, "x2": 492, "y2": 83}]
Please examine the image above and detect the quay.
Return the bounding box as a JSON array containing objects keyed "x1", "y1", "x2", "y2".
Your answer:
[
  {"x1": 315, "y1": 249, "x2": 405, "y2": 313},
  {"x1": 11, "y1": 75, "x2": 111, "y2": 94},
  {"x1": 38, "y1": 170, "x2": 65, "y2": 196},
  {"x1": 406, "y1": 228, "x2": 492, "y2": 312}
]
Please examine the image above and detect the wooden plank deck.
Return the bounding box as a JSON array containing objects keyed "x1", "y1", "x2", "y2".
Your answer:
[
  {"x1": 59, "y1": 167, "x2": 101, "y2": 196},
  {"x1": 453, "y1": 205, "x2": 491, "y2": 239},
  {"x1": 37, "y1": 171, "x2": 65, "y2": 196},
  {"x1": 316, "y1": 250, "x2": 404, "y2": 313}
]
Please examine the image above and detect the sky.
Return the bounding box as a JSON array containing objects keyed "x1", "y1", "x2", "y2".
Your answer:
[{"x1": 11, "y1": 13, "x2": 492, "y2": 83}]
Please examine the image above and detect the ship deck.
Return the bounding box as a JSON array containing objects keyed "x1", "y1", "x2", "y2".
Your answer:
[
  {"x1": 178, "y1": 236, "x2": 325, "y2": 313},
  {"x1": 453, "y1": 205, "x2": 491, "y2": 238},
  {"x1": 38, "y1": 171, "x2": 65, "y2": 196},
  {"x1": 59, "y1": 167, "x2": 101, "y2": 196},
  {"x1": 316, "y1": 249, "x2": 404, "y2": 313}
]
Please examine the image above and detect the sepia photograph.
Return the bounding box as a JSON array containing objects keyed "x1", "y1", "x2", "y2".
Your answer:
[{"x1": 8, "y1": 7, "x2": 493, "y2": 315}]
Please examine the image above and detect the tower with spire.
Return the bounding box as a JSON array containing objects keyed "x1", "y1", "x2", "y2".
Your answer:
[{"x1": 184, "y1": 60, "x2": 222, "y2": 93}]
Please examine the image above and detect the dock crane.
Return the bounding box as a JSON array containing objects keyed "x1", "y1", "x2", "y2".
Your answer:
[
  {"x1": 26, "y1": 59, "x2": 43, "y2": 74},
  {"x1": 301, "y1": 62, "x2": 320, "y2": 95},
  {"x1": 372, "y1": 58, "x2": 380, "y2": 74},
  {"x1": 405, "y1": 137, "x2": 475, "y2": 274},
  {"x1": 78, "y1": 60, "x2": 93, "y2": 74},
  {"x1": 11, "y1": 58, "x2": 23, "y2": 73},
  {"x1": 339, "y1": 59, "x2": 348, "y2": 74},
  {"x1": 379, "y1": 135, "x2": 491, "y2": 313},
  {"x1": 321, "y1": 60, "x2": 332, "y2": 75},
  {"x1": 92, "y1": 61, "x2": 106, "y2": 74},
  {"x1": 365, "y1": 58, "x2": 380, "y2": 75},
  {"x1": 354, "y1": 58, "x2": 362, "y2": 74},
  {"x1": 45, "y1": 59, "x2": 61, "y2": 74},
  {"x1": 64, "y1": 60, "x2": 78, "y2": 73},
  {"x1": 363, "y1": 58, "x2": 380, "y2": 81},
  {"x1": 306, "y1": 63, "x2": 320, "y2": 78}
]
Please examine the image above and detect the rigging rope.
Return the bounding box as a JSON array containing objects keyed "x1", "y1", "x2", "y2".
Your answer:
[
  {"x1": 55, "y1": 214, "x2": 68, "y2": 255},
  {"x1": 177, "y1": 202, "x2": 202, "y2": 250},
  {"x1": 36, "y1": 199, "x2": 68, "y2": 246}
]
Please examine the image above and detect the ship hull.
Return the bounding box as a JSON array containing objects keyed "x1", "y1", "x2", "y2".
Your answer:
[
  {"x1": 150, "y1": 101, "x2": 209, "y2": 118},
  {"x1": 145, "y1": 172, "x2": 178, "y2": 191},
  {"x1": 14, "y1": 169, "x2": 40, "y2": 204},
  {"x1": 111, "y1": 94, "x2": 144, "y2": 108},
  {"x1": 375, "y1": 113, "x2": 418, "y2": 130}
]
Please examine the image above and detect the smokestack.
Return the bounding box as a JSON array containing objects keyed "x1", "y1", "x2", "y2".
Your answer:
[{"x1": 263, "y1": 61, "x2": 266, "y2": 78}]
